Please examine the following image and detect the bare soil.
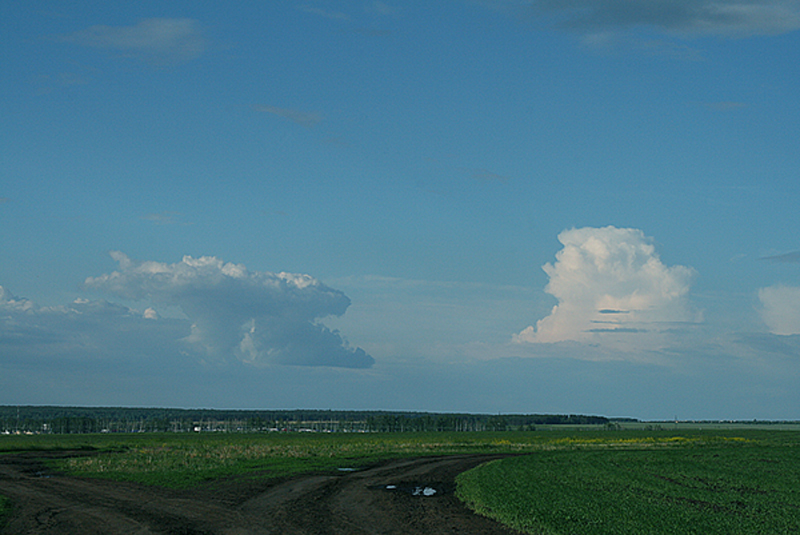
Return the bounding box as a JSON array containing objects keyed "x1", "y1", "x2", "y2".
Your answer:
[{"x1": 0, "y1": 451, "x2": 522, "y2": 534}]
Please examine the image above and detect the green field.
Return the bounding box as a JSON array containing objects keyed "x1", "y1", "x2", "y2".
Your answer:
[
  {"x1": 3, "y1": 429, "x2": 800, "y2": 533},
  {"x1": 0, "y1": 494, "x2": 10, "y2": 528},
  {"x1": 456, "y1": 431, "x2": 800, "y2": 534},
  {"x1": 1, "y1": 430, "x2": 548, "y2": 488}
]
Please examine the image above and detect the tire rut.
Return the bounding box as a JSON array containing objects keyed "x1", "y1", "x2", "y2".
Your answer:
[{"x1": 1, "y1": 452, "x2": 521, "y2": 534}]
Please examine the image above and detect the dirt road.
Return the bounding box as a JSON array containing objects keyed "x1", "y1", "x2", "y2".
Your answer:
[{"x1": 0, "y1": 451, "x2": 522, "y2": 534}]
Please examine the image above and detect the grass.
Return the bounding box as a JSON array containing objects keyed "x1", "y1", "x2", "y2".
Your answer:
[
  {"x1": 4, "y1": 429, "x2": 800, "y2": 533},
  {"x1": 456, "y1": 431, "x2": 800, "y2": 534},
  {"x1": 0, "y1": 429, "x2": 775, "y2": 489},
  {"x1": 2, "y1": 431, "x2": 559, "y2": 488},
  {"x1": 0, "y1": 494, "x2": 10, "y2": 528}
]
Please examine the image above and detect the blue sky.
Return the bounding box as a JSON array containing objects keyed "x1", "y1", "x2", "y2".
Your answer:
[{"x1": 2, "y1": 1, "x2": 800, "y2": 419}]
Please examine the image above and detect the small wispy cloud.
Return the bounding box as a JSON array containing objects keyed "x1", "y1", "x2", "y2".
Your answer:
[
  {"x1": 140, "y1": 211, "x2": 189, "y2": 225},
  {"x1": 0, "y1": 197, "x2": 10, "y2": 204},
  {"x1": 364, "y1": 1, "x2": 401, "y2": 16},
  {"x1": 300, "y1": 6, "x2": 351, "y2": 21},
  {"x1": 253, "y1": 105, "x2": 324, "y2": 127},
  {"x1": 529, "y1": 0, "x2": 800, "y2": 38},
  {"x1": 58, "y1": 18, "x2": 207, "y2": 65},
  {"x1": 586, "y1": 327, "x2": 645, "y2": 333},
  {"x1": 760, "y1": 251, "x2": 800, "y2": 263}
]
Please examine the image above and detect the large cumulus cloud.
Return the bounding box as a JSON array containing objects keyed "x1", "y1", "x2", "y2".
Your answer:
[
  {"x1": 758, "y1": 285, "x2": 800, "y2": 336},
  {"x1": 515, "y1": 226, "x2": 699, "y2": 350},
  {"x1": 84, "y1": 252, "x2": 372, "y2": 368}
]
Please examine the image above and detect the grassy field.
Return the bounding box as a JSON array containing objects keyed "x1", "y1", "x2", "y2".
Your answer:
[
  {"x1": 0, "y1": 430, "x2": 736, "y2": 488},
  {"x1": 3, "y1": 429, "x2": 799, "y2": 533},
  {"x1": 0, "y1": 494, "x2": 10, "y2": 528},
  {"x1": 456, "y1": 431, "x2": 800, "y2": 534},
  {"x1": 1, "y1": 430, "x2": 549, "y2": 488}
]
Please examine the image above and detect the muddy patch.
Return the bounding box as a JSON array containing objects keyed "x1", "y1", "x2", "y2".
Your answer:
[
  {"x1": 1, "y1": 452, "x2": 521, "y2": 534},
  {"x1": 371, "y1": 482, "x2": 450, "y2": 496}
]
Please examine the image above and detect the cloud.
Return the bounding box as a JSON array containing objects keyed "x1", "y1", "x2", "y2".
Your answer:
[
  {"x1": 299, "y1": 6, "x2": 351, "y2": 21},
  {"x1": 365, "y1": 2, "x2": 401, "y2": 16},
  {"x1": 85, "y1": 252, "x2": 372, "y2": 368},
  {"x1": 140, "y1": 211, "x2": 189, "y2": 225},
  {"x1": 0, "y1": 286, "x2": 35, "y2": 313},
  {"x1": 530, "y1": 0, "x2": 800, "y2": 38},
  {"x1": 0, "y1": 285, "x2": 187, "y2": 364},
  {"x1": 514, "y1": 226, "x2": 699, "y2": 350},
  {"x1": 253, "y1": 105, "x2": 324, "y2": 127},
  {"x1": 59, "y1": 18, "x2": 206, "y2": 65},
  {"x1": 758, "y1": 285, "x2": 800, "y2": 335},
  {"x1": 760, "y1": 251, "x2": 800, "y2": 263},
  {"x1": 736, "y1": 332, "x2": 800, "y2": 359}
]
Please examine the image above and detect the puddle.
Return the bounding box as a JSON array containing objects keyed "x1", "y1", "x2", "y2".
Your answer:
[
  {"x1": 413, "y1": 487, "x2": 437, "y2": 496},
  {"x1": 371, "y1": 484, "x2": 441, "y2": 497}
]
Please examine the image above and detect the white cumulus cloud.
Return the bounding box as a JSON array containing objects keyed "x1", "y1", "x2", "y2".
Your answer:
[
  {"x1": 758, "y1": 285, "x2": 800, "y2": 335},
  {"x1": 514, "y1": 226, "x2": 699, "y2": 349},
  {"x1": 85, "y1": 252, "x2": 373, "y2": 368}
]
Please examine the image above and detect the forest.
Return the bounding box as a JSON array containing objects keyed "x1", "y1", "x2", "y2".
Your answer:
[{"x1": 0, "y1": 405, "x2": 610, "y2": 434}]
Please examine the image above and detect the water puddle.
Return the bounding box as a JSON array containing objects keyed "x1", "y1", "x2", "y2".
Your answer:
[
  {"x1": 413, "y1": 486, "x2": 438, "y2": 496},
  {"x1": 372, "y1": 484, "x2": 440, "y2": 496}
]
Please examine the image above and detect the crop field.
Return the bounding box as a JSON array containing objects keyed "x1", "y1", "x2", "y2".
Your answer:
[
  {"x1": 3, "y1": 429, "x2": 799, "y2": 533},
  {"x1": 456, "y1": 431, "x2": 800, "y2": 534}
]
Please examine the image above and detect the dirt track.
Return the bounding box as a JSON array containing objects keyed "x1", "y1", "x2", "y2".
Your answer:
[{"x1": 0, "y1": 451, "x2": 522, "y2": 534}]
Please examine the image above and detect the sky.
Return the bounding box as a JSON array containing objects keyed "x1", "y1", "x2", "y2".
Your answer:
[{"x1": 2, "y1": 1, "x2": 800, "y2": 420}]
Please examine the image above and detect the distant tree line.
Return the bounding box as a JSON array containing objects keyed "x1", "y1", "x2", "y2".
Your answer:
[{"x1": 0, "y1": 406, "x2": 610, "y2": 435}]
